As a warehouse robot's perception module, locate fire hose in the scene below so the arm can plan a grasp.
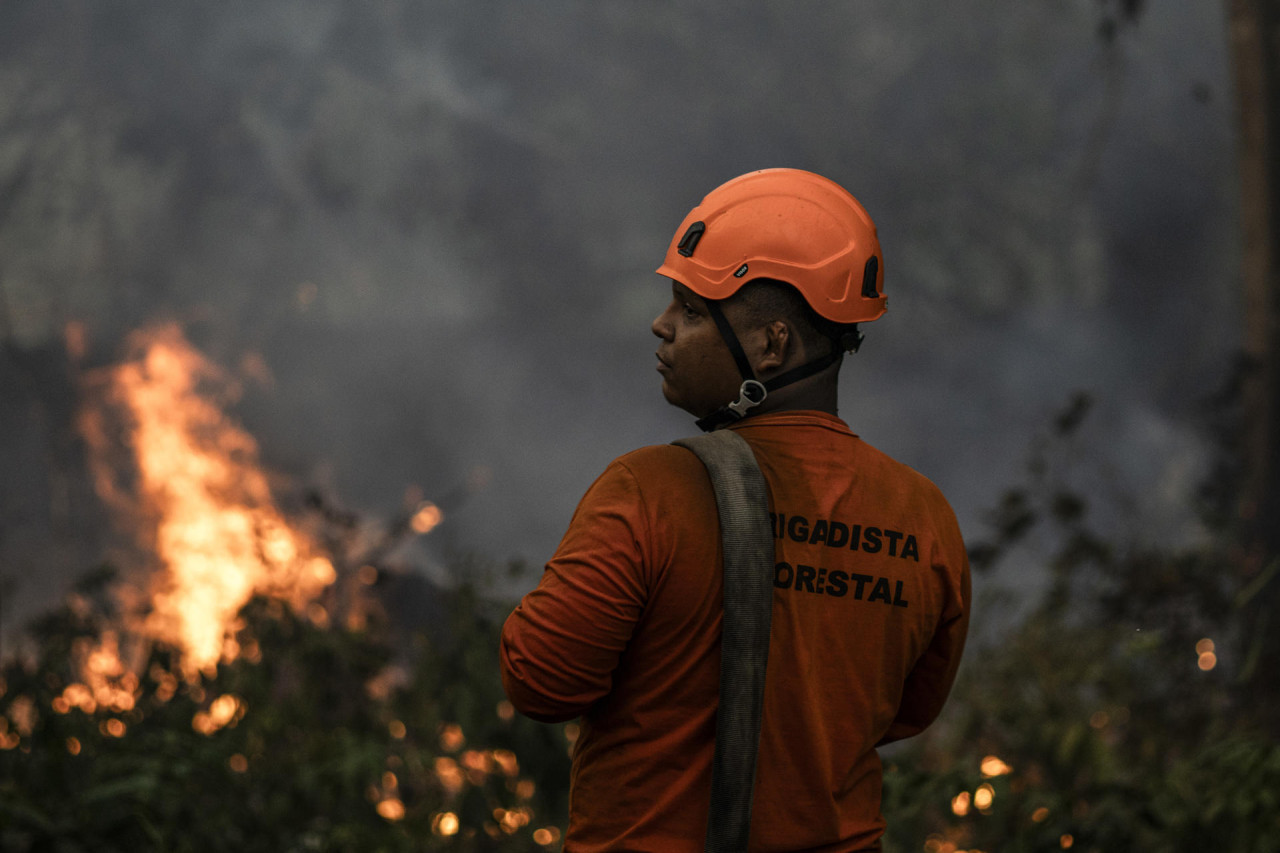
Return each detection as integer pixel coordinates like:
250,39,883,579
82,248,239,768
673,429,774,853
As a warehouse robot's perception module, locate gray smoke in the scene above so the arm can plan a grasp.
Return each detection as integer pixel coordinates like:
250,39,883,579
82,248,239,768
0,1,1239,643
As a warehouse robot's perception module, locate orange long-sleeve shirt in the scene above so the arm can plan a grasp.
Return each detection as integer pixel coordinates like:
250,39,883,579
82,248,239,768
500,411,970,852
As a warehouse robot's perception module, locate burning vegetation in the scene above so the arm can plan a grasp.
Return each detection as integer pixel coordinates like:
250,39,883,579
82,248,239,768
2,325,1278,852
78,323,337,678
1,323,572,850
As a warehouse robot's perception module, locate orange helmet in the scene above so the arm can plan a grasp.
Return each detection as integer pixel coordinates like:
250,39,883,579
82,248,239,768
655,168,886,325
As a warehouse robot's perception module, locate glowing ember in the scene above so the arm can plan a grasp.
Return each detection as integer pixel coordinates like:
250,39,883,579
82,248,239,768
979,755,1013,777
410,501,444,534
533,827,561,846
434,757,465,794
7,696,35,737
432,812,460,836
492,749,519,777
439,722,465,752
193,694,245,735
1196,637,1218,670
495,806,532,834
461,749,490,773
81,323,336,677
974,783,995,810
376,798,406,821
95,718,125,737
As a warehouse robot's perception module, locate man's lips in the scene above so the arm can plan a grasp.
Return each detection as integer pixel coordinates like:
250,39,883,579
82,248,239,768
655,352,672,372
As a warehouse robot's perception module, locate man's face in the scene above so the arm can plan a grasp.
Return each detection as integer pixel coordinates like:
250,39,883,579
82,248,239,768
651,280,744,418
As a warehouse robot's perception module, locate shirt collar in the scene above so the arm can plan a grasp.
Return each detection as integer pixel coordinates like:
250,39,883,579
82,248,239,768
728,409,855,437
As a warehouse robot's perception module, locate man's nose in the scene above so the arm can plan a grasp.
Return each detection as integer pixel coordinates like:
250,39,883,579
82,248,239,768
652,308,673,340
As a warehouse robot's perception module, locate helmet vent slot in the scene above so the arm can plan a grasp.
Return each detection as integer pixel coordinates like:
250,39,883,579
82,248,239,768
861,256,879,299
677,221,706,257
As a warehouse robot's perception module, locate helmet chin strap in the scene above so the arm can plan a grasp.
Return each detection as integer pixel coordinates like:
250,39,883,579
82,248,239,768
695,301,767,431
695,301,857,432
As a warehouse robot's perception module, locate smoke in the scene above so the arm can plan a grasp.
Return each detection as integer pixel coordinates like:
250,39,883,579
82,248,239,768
0,1,1240,634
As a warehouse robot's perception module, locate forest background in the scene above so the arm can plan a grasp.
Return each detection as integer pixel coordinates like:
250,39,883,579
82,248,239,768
2,2,1279,851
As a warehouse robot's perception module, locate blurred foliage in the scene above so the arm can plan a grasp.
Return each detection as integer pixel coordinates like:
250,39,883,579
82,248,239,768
882,393,1280,853
0,564,571,852
4,392,1280,852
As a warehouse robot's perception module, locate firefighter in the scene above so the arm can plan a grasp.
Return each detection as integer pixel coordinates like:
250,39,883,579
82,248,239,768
501,168,970,852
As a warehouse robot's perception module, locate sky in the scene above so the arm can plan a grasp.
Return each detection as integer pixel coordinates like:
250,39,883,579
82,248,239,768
0,1,1242,640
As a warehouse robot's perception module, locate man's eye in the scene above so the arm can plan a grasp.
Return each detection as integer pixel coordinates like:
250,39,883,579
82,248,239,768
682,303,699,318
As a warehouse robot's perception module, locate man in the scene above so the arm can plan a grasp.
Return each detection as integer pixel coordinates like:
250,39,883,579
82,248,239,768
500,169,970,852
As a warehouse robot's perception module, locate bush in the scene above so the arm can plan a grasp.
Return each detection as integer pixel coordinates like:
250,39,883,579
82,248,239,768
0,567,570,852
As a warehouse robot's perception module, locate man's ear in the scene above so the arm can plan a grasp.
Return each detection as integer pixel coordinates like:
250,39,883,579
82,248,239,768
755,320,791,373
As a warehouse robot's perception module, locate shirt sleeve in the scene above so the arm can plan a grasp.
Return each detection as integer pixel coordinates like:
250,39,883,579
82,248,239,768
878,517,972,746
499,460,651,723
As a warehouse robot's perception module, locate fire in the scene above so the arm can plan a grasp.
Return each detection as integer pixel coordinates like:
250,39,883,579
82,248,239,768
52,631,139,715
81,323,336,677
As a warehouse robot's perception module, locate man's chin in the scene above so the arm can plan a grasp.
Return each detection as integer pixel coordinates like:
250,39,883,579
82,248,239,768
660,381,726,422
662,391,713,422
660,384,694,415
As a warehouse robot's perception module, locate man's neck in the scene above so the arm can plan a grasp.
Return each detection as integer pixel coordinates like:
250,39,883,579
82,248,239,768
749,383,839,418
750,360,840,417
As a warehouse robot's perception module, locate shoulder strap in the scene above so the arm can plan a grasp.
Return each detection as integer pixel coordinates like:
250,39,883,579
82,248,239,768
672,430,775,853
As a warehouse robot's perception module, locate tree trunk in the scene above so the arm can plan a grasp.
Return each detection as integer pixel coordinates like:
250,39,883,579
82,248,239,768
1227,0,1280,719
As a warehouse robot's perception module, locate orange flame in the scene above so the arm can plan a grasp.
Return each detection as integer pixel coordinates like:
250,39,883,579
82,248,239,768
82,323,336,677
52,631,139,715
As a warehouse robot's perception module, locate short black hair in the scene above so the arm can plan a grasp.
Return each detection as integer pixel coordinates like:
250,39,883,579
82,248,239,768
725,278,858,357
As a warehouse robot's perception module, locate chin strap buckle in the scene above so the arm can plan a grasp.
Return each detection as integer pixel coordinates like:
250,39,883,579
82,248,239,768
697,380,769,432
726,379,767,418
